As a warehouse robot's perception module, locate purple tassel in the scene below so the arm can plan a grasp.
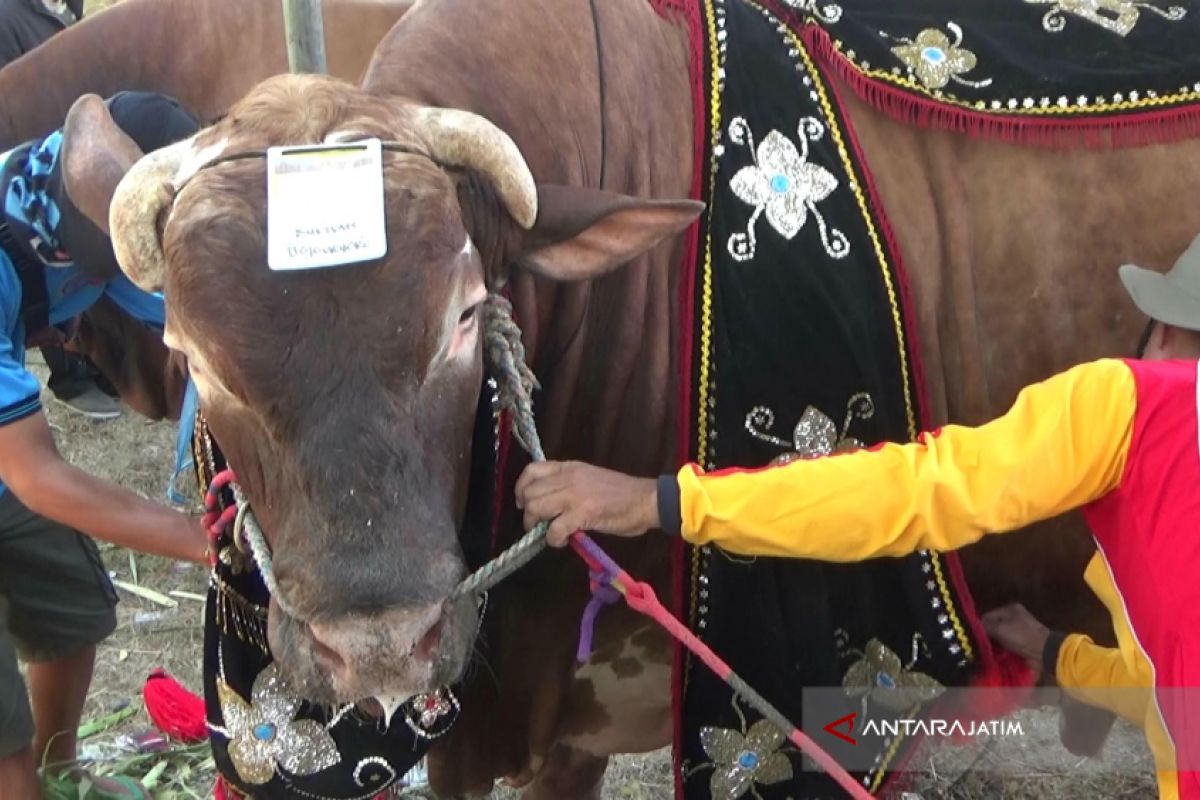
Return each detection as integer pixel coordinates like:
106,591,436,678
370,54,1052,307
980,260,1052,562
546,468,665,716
576,572,622,663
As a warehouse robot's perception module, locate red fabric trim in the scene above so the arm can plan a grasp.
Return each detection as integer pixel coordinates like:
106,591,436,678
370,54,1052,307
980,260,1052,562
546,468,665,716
491,411,513,553
214,779,245,800
671,537,687,800
801,25,1200,151
649,0,708,797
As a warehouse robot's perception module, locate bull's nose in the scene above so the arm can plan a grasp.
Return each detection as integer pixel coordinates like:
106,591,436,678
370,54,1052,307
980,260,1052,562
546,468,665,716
303,603,445,694
415,615,444,662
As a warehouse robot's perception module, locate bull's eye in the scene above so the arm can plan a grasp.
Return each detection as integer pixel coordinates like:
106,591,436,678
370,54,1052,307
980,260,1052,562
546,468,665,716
458,304,480,326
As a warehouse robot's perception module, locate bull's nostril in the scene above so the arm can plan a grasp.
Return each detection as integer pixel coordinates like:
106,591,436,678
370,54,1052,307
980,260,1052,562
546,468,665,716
415,617,444,662
307,623,349,676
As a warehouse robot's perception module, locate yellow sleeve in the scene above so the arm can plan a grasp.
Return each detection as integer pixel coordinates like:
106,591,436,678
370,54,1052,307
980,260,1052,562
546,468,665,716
678,359,1136,560
1057,634,1152,726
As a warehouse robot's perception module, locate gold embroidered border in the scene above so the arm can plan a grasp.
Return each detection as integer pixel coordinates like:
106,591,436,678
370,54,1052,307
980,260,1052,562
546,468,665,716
695,0,723,461
686,0,725,694
777,18,918,442
826,35,1200,117
929,552,973,661
780,13,976,670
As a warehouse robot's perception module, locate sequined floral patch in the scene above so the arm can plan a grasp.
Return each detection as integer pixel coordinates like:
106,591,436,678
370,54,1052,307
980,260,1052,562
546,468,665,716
403,688,459,739
726,116,849,262
888,24,993,90
1025,0,1185,36
843,638,946,713
215,665,340,785
696,697,795,800
745,393,874,465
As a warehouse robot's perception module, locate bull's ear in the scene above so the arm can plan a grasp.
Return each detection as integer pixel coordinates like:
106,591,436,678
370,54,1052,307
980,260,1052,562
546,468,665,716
60,94,145,237
518,184,703,282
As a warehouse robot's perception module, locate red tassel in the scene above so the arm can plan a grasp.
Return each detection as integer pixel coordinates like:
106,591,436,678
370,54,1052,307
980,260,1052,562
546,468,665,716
143,669,208,744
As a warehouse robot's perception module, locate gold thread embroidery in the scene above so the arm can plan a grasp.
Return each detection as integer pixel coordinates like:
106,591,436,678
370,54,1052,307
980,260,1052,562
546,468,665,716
217,664,340,784
690,695,797,800
887,24,994,91
843,638,946,713
696,0,723,464
870,733,906,792
781,22,920,441
1026,0,1186,37
829,37,1200,117
746,393,874,464
687,0,726,695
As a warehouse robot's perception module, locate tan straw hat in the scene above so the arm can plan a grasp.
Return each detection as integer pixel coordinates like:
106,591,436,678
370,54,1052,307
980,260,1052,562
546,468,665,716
1119,232,1200,332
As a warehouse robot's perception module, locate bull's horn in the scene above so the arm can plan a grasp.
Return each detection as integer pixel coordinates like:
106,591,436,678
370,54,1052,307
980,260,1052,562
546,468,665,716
108,139,193,292
413,108,537,230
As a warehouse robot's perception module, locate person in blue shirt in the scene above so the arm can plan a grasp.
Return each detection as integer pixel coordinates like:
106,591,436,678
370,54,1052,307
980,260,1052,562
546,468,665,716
0,92,207,800
0,0,123,420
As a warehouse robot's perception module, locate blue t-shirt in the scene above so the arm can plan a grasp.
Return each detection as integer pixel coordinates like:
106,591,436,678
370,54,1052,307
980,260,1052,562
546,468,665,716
0,129,166,494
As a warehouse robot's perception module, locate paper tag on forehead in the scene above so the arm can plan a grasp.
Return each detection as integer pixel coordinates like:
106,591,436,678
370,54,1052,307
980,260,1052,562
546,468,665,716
266,138,387,271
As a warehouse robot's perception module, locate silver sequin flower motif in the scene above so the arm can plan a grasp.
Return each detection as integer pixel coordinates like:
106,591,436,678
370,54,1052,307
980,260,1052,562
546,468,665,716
843,637,945,714
215,664,340,785
403,687,459,739
887,23,993,90
745,393,874,465
695,696,794,800
726,116,849,263
1025,0,1185,37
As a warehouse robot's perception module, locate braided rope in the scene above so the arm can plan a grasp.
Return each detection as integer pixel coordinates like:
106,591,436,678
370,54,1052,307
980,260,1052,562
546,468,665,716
230,483,302,619
448,295,552,600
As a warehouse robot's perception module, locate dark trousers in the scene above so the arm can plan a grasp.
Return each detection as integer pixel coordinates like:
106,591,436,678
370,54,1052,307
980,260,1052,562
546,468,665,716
41,345,116,400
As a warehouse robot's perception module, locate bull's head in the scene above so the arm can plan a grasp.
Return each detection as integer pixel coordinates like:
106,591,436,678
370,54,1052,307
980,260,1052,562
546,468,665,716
61,76,700,708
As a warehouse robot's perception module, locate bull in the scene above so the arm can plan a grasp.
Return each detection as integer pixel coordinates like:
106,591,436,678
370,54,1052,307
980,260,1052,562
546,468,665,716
56,0,1200,795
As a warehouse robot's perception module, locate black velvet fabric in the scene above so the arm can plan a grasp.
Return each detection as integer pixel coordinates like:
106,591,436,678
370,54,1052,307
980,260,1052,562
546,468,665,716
196,382,498,799
785,0,1200,117
676,2,985,797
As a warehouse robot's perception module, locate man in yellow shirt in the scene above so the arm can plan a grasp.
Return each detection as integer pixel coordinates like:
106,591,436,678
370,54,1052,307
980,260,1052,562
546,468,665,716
517,236,1200,798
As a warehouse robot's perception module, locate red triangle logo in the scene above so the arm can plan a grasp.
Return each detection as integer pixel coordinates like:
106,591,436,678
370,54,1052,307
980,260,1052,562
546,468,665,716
823,711,857,745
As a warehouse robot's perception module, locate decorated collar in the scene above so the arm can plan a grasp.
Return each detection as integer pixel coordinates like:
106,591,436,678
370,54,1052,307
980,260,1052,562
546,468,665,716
191,375,501,799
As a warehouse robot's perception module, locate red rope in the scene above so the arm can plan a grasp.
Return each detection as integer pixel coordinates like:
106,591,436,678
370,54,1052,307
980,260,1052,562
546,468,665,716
569,533,874,800
201,468,238,567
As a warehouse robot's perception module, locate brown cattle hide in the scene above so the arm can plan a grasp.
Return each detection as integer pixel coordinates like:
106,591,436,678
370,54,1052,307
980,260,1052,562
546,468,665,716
0,0,412,149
